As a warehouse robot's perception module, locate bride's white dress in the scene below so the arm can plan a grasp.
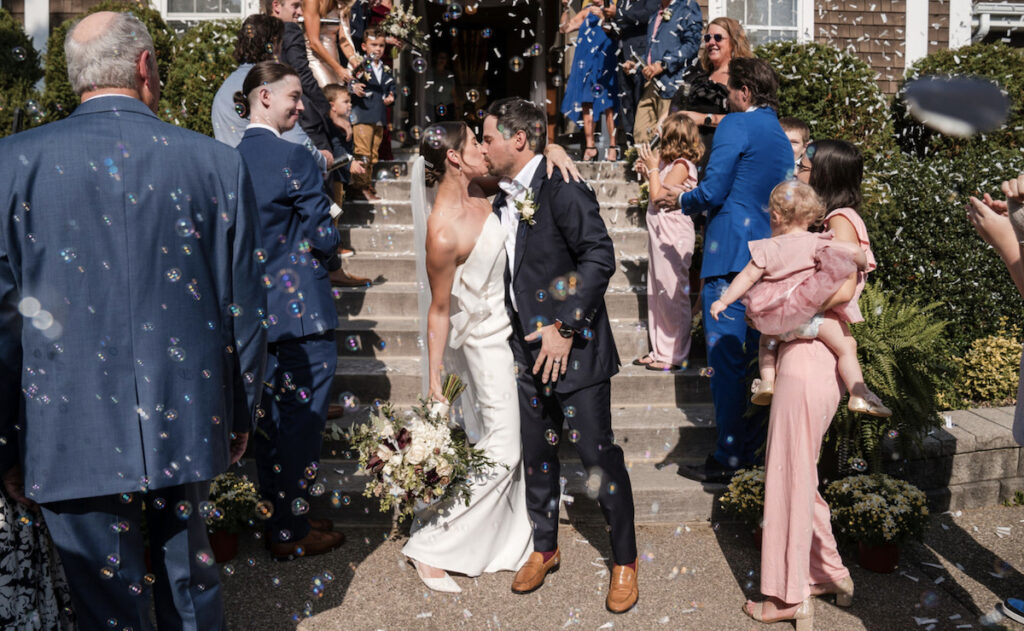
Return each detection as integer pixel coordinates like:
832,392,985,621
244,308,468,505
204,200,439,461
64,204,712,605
401,213,533,576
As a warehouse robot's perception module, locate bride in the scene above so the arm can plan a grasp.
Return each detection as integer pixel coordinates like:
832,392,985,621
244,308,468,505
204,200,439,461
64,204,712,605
403,121,579,592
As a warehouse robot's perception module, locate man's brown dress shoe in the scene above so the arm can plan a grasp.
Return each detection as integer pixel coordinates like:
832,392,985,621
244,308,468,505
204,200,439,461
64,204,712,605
269,528,344,560
327,404,344,420
511,549,560,594
308,518,336,533
606,564,639,613
330,269,371,287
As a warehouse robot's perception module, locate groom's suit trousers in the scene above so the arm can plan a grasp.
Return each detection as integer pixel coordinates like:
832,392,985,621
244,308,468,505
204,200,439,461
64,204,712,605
511,320,638,566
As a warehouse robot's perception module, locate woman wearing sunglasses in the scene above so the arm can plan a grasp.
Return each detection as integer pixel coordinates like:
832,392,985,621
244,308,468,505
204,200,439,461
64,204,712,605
667,17,754,172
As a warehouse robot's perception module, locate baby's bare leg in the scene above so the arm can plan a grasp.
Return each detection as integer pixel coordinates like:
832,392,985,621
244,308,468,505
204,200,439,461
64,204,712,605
816,316,868,397
758,335,778,384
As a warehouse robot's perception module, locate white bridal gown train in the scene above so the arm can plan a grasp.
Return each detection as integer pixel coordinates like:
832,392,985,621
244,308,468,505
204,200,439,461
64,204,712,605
402,212,533,579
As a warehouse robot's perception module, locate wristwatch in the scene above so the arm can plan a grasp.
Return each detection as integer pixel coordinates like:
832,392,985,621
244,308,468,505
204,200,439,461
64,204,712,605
552,319,576,339
704,114,714,126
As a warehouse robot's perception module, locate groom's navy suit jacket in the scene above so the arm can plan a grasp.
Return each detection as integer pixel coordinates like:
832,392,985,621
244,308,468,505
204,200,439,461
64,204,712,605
0,96,268,502
495,157,620,394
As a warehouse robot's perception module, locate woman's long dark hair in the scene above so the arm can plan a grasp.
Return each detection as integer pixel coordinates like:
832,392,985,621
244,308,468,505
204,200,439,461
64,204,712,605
232,61,298,119
419,122,469,187
807,139,863,211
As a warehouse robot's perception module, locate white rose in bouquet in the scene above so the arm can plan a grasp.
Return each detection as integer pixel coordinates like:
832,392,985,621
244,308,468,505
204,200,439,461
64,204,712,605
376,445,393,461
406,443,428,465
435,458,453,477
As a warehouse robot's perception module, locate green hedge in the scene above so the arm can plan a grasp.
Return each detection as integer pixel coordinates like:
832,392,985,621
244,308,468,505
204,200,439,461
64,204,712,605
0,8,44,137
160,19,239,136
864,143,1024,353
757,41,897,165
893,42,1024,158
42,0,175,123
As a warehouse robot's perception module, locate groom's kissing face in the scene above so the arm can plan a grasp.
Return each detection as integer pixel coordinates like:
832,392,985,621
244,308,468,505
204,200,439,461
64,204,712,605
481,115,512,178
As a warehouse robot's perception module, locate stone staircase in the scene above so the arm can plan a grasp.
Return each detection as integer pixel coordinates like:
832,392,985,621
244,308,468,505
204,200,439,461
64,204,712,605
318,159,726,525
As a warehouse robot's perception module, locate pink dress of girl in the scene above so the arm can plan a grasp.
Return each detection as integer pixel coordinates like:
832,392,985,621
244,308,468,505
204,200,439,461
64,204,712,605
742,231,859,337
645,158,697,366
759,207,874,605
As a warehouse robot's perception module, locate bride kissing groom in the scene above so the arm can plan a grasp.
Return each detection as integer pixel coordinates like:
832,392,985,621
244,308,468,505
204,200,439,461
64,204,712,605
406,97,638,613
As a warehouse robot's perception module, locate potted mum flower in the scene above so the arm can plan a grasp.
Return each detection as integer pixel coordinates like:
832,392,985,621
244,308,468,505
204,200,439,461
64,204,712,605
824,473,929,573
718,467,765,543
205,472,260,563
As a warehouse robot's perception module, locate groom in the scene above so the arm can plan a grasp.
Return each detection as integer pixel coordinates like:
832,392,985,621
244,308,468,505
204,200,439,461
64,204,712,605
481,98,639,613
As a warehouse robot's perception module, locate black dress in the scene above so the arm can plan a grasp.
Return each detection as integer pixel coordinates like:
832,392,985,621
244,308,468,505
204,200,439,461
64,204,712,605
669,67,730,176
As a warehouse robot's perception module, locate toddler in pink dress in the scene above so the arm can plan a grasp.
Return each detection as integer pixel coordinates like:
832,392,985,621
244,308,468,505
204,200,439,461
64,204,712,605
709,181,891,417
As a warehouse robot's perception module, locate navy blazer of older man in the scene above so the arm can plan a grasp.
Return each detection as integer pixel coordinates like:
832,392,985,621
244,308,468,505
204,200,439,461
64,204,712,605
644,0,703,99
0,96,268,503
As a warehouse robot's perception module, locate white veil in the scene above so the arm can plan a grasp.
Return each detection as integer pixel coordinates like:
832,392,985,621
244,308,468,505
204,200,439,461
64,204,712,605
410,156,433,395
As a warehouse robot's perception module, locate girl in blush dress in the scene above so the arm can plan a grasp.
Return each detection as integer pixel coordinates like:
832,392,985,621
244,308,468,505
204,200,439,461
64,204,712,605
709,181,892,417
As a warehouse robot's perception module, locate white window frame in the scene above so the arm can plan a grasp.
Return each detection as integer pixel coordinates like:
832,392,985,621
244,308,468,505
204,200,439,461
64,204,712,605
154,0,261,22
707,0,814,44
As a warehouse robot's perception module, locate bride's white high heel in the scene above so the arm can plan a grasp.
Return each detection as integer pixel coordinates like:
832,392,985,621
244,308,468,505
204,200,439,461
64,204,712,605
411,559,462,593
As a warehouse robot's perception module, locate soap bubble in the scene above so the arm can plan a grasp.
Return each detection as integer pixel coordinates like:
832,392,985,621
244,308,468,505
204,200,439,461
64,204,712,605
175,501,193,519
11,46,26,62
850,458,868,472
255,500,274,519
509,57,524,72
412,57,427,73
545,429,559,445
291,498,310,515
466,89,480,102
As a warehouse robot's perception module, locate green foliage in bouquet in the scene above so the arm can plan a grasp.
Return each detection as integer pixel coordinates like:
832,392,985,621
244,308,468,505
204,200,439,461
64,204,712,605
718,466,765,527
351,375,495,521
949,320,1022,407
756,41,896,166
42,0,175,124
893,42,1024,158
208,472,260,534
0,8,44,137
829,284,948,474
160,19,239,136
865,145,1024,354
825,474,928,546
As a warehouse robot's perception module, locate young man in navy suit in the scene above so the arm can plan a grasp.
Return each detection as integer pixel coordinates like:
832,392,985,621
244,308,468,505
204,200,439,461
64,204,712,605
235,61,345,560
349,29,395,201
0,12,267,629
655,58,793,482
481,98,639,613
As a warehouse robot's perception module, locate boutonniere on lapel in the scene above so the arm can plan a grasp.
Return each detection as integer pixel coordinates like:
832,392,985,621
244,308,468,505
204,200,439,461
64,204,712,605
661,7,673,21
515,190,537,226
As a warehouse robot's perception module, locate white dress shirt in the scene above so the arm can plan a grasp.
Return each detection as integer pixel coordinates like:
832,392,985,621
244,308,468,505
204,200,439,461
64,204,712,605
370,60,384,84
499,154,543,312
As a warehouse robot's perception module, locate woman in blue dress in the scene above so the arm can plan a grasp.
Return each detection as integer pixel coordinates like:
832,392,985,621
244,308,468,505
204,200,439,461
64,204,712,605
560,0,621,161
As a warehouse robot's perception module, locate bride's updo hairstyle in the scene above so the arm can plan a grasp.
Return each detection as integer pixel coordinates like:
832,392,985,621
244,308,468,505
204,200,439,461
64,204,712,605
232,61,298,119
420,122,469,187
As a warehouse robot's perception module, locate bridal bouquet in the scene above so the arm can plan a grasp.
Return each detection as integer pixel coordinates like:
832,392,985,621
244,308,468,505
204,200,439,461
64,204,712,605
377,1,427,52
352,374,494,521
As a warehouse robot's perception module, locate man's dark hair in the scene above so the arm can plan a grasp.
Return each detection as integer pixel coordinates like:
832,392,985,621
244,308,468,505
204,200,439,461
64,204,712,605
486,97,547,152
728,57,780,110
807,139,863,212
234,14,284,64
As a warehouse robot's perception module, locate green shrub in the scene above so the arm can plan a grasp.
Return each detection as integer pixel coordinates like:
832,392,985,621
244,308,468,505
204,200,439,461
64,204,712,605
0,8,44,137
159,19,239,136
893,42,1024,158
829,284,948,474
825,474,929,546
951,320,1022,406
756,41,896,166
864,144,1024,353
42,0,175,123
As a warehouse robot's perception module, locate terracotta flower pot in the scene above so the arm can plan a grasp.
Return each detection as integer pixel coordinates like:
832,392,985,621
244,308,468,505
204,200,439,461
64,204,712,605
857,541,899,573
208,530,239,564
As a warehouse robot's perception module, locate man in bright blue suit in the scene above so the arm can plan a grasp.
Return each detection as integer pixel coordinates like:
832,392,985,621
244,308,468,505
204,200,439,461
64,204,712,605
656,57,793,482
0,12,267,629
234,61,344,560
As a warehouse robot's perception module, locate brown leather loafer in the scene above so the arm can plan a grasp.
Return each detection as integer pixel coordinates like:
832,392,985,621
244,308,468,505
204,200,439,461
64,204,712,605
511,549,560,594
308,518,337,533
606,564,639,613
270,528,344,561
327,404,345,420
330,269,371,287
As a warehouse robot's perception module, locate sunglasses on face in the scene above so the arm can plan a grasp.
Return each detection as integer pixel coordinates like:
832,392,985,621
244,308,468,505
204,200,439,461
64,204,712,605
703,33,727,43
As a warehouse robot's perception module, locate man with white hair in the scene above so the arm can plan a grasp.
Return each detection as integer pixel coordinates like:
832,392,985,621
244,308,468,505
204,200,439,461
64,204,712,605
0,11,267,629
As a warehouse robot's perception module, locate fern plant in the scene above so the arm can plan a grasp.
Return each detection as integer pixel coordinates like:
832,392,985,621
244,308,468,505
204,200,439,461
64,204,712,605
829,283,949,474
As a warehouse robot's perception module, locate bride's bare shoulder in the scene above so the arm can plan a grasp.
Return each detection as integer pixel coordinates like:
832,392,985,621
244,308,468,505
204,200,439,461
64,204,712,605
426,209,458,252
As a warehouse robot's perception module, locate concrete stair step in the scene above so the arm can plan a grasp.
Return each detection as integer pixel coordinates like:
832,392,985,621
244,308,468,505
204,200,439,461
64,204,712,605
333,283,649,322
344,224,651,257
338,200,649,229
330,358,711,407
341,252,652,290
321,402,717,463
300,458,723,525
334,317,654,360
